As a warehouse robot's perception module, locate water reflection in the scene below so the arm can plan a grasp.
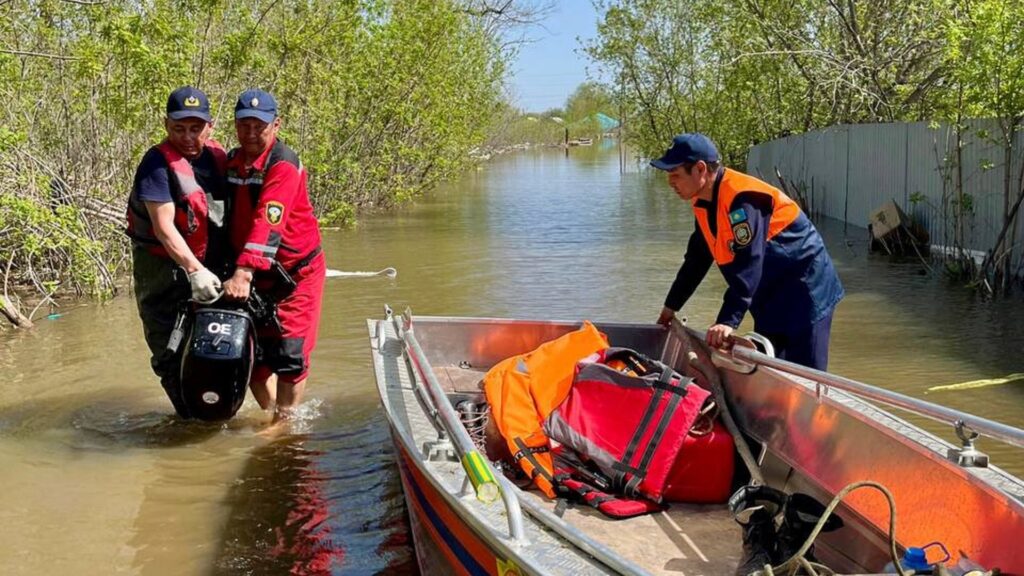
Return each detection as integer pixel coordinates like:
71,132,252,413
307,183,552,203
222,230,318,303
212,435,346,575
211,417,414,576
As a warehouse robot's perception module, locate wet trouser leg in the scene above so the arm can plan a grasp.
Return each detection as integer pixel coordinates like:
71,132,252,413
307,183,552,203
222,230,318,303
132,246,191,417
758,311,834,371
252,252,326,386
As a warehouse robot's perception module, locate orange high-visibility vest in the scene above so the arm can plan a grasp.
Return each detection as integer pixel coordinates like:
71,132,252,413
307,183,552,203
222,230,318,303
482,321,609,498
693,169,801,266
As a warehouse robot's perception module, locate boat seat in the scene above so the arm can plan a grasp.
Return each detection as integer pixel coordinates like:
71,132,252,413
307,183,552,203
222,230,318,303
435,365,486,394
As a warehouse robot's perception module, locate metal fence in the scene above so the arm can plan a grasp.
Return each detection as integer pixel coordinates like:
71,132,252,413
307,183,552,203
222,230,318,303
746,120,1024,268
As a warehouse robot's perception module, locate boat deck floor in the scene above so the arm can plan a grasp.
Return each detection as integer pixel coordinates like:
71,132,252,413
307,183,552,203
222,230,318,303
435,365,744,576
522,491,743,576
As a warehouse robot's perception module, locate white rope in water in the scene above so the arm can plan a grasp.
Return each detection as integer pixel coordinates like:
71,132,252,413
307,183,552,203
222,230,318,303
325,267,397,278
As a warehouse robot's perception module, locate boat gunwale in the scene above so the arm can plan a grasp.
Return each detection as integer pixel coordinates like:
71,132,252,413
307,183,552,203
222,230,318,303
367,318,639,576
367,319,555,576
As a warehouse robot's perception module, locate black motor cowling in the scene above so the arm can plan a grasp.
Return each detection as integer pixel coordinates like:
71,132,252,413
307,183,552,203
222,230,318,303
179,308,254,421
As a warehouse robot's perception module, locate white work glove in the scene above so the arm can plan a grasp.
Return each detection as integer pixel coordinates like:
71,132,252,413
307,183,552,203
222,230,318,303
187,267,222,304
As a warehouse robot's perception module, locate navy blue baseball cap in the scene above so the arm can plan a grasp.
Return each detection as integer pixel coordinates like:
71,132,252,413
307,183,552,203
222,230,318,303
234,89,278,123
650,133,719,170
166,86,212,122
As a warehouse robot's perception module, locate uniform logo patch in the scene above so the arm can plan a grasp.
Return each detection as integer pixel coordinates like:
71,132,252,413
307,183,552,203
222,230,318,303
266,201,285,226
733,222,752,247
729,208,748,225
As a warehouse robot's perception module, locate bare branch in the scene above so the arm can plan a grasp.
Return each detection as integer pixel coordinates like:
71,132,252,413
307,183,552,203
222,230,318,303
0,49,80,61
2,252,33,328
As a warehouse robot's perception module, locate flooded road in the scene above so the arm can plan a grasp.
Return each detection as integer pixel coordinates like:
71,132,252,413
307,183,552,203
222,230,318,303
1,143,1022,574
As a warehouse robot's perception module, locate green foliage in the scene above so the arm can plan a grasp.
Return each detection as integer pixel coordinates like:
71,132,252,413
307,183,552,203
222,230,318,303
0,0,513,302
954,192,975,216
565,81,614,123
585,0,954,163
0,195,107,297
943,0,1024,124
488,107,566,147
320,202,356,227
0,127,25,152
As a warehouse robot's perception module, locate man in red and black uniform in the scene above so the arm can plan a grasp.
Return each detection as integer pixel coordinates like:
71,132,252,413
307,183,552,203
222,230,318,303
222,89,325,423
127,86,230,417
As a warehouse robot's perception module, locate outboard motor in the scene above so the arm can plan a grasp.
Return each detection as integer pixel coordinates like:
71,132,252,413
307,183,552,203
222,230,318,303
179,307,255,421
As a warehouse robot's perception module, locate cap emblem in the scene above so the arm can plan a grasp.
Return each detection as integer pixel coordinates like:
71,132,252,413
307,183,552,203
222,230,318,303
184,96,200,107
250,97,260,107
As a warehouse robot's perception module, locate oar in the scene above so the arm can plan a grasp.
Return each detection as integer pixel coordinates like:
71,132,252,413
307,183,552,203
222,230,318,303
927,372,1024,392
325,267,397,279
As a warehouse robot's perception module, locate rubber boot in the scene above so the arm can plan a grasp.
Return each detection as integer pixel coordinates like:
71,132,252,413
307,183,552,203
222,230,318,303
728,485,788,576
160,375,192,419
775,492,844,565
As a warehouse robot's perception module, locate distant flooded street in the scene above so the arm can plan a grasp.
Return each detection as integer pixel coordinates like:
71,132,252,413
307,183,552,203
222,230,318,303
1,143,1021,574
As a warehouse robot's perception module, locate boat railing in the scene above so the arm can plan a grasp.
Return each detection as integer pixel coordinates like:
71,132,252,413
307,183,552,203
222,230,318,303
389,307,527,543
393,308,654,574
676,322,1024,453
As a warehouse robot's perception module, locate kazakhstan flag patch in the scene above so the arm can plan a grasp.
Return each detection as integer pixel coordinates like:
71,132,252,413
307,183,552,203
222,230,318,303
729,208,748,224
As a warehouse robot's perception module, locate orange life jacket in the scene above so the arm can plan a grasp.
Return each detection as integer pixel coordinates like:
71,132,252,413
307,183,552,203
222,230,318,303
482,321,609,498
693,168,801,265
126,140,227,261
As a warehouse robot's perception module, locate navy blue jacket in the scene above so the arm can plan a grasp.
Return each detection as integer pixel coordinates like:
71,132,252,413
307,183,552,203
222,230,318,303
665,172,844,334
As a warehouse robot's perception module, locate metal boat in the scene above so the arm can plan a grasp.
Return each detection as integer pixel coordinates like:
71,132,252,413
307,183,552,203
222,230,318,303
367,308,1024,575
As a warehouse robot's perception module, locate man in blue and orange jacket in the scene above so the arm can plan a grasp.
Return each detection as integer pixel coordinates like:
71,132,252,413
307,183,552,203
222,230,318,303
222,89,326,423
651,134,844,370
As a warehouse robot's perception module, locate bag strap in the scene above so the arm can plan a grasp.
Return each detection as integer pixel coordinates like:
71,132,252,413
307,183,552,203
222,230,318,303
613,364,692,496
613,366,673,487
557,475,661,519
628,374,689,496
513,437,555,486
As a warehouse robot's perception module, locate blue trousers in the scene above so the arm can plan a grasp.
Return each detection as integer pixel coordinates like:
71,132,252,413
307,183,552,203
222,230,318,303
757,312,834,371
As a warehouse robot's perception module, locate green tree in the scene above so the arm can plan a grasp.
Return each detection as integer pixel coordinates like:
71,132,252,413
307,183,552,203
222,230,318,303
564,81,615,138
1,0,521,321
565,81,613,122
943,0,1024,289
584,0,953,163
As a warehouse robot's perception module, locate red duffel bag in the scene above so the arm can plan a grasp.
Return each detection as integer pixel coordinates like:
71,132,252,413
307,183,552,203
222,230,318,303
543,348,712,503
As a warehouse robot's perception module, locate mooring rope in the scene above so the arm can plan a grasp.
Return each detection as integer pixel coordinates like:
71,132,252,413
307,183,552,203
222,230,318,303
759,480,908,576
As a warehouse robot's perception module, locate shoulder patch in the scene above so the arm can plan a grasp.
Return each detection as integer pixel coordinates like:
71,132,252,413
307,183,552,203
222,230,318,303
266,201,285,226
729,208,748,225
732,222,753,247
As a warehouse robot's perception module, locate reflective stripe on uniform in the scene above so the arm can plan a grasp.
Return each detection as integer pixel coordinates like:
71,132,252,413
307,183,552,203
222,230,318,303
244,242,278,257
227,176,264,186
